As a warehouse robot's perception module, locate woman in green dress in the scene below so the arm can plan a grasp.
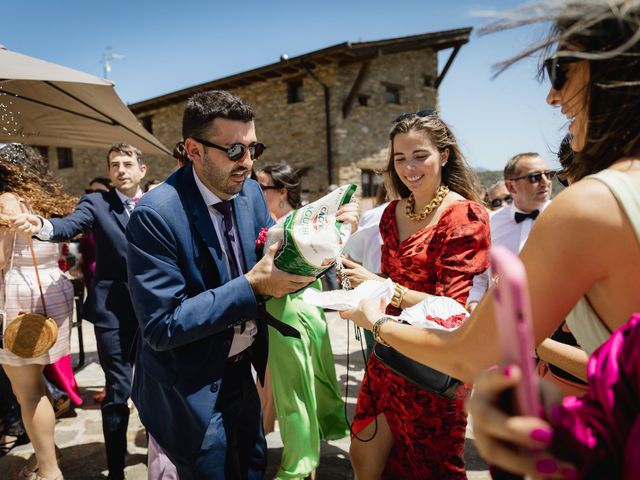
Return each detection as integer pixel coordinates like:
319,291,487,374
257,164,349,479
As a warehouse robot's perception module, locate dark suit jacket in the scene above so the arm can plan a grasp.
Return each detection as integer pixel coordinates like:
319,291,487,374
126,163,275,459
49,189,137,329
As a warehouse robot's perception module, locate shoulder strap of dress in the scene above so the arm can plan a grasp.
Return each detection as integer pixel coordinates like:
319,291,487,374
585,169,640,243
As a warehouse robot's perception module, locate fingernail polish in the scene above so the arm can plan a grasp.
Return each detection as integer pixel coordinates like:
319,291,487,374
536,459,558,474
561,467,579,479
530,427,553,443
503,366,512,377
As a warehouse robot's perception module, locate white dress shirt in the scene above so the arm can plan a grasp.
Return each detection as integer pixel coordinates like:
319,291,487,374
192,169,256,357
342,202,388,273
467,200,551,305
37,188,142,240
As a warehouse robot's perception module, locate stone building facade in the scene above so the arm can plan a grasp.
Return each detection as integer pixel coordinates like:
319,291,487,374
50,29,471,203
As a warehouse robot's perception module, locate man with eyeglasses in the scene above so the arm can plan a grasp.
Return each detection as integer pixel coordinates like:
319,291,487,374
467,152,553,312
124,90,358,479
486,179,512,211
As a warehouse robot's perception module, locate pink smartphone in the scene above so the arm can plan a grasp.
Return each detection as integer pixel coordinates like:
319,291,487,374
490,245,541,418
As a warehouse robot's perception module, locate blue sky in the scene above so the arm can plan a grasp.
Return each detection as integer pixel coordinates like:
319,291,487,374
4,0,568,171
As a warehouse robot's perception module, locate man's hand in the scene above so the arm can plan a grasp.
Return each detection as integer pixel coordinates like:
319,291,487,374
336,202,360,234
12,214,43,236
245,243,316,298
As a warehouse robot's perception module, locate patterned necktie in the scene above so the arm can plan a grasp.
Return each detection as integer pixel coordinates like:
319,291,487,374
213,201,241,278
124,198,135,214
514,209,540,224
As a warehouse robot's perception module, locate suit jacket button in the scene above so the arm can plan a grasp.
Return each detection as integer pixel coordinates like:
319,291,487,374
223,340,231,347
210,383,218,393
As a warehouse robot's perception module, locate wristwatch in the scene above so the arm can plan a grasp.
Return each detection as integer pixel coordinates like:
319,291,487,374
373,316,395,347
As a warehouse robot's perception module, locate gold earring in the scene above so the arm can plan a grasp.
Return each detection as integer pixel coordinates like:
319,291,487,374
279,200,285,208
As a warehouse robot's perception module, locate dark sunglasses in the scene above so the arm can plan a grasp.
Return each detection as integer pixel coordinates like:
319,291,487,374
393,109,435,124
509,170,557,184
543,56,581,91
191,137,266,161
259,184,280,192
489,195,513,209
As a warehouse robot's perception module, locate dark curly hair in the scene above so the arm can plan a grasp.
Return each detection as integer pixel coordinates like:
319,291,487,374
0,144,77,226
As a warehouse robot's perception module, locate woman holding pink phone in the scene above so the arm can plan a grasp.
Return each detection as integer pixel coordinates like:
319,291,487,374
340,1,640,477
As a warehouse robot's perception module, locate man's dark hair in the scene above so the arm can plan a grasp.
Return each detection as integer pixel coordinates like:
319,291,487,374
182,90,255,140
106,143,144,166
89,177,112,189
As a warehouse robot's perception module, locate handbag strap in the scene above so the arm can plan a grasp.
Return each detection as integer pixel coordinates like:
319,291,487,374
27,237,49,318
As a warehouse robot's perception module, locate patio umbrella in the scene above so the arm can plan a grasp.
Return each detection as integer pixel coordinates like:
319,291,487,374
0,45,171,156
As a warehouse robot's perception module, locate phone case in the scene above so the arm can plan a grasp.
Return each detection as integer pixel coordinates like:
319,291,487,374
490,245,541,418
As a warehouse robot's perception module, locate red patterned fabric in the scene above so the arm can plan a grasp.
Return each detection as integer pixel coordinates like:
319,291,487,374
353,200,490,479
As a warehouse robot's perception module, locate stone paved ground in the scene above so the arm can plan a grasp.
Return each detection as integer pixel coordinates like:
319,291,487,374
0,313,489,479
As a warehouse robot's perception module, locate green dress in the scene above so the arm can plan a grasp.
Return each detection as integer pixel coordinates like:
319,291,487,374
266,279,349,479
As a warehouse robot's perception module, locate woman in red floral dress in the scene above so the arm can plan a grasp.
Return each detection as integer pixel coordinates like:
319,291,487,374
341,111,490,479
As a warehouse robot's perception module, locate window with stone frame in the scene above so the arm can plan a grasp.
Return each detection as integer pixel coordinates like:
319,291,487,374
141,115,153,134
357,93,371,107
384,85,401,105
287,78,304,104
361,169,384,198
57,147,73,169
423,74,435,88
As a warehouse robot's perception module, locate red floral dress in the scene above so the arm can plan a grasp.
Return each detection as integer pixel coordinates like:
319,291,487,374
352,200,490,479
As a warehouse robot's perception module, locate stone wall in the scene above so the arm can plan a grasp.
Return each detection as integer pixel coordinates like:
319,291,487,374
54,47,439,202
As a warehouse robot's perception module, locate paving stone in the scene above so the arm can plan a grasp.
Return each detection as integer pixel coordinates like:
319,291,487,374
0,315,490,479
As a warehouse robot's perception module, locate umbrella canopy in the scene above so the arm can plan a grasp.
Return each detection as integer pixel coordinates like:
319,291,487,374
0,45,171,156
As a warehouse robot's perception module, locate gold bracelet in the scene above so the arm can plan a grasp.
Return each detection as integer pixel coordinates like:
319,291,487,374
373,316,394,346
390,283,408,309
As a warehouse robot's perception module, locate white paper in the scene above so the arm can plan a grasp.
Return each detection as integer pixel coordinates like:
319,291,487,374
397,295,468,331
301,278,394,311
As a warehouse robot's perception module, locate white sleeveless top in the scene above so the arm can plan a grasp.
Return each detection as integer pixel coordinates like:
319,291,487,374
565,169,640,355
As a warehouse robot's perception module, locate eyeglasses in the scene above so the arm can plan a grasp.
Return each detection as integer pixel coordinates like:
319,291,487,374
259,184,280,192
191,137,267,162
393,109,435,124
489,195,513,209
509,170,557,184
543,56,581,91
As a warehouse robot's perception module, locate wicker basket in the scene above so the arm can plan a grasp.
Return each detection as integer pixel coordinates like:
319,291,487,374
4,313,58,358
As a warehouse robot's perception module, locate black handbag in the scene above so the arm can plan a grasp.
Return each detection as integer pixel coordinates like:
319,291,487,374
373,342,463,398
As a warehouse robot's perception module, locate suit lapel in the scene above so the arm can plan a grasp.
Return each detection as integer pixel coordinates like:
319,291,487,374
179,164,230,284
232,195,257,271
107,190,129,231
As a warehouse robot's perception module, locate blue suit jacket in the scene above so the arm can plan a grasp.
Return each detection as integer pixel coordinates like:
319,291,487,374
126,163,275,459
49,189,136,329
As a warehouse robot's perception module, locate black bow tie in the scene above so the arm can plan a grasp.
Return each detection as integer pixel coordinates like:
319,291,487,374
515,210,540,223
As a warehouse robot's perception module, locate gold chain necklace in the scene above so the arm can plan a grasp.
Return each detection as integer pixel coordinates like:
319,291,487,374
405,185,449,221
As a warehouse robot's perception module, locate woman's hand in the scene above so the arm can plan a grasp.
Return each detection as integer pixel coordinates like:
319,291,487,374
339,257,384,288
336,202,360,234
466,365,577,479
339,297,387,332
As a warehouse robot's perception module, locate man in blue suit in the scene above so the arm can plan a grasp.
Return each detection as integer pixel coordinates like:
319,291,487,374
14,143,147,480
125,90,328,479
